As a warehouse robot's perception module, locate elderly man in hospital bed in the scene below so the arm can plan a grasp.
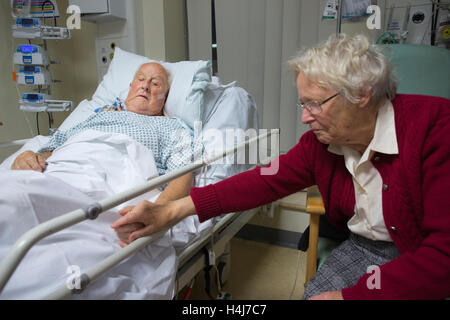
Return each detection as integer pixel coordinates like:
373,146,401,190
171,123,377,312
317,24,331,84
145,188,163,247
10,62,195,205
0,62,200,299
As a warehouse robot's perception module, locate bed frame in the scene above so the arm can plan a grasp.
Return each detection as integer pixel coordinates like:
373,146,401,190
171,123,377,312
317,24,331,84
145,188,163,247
0,129,279,299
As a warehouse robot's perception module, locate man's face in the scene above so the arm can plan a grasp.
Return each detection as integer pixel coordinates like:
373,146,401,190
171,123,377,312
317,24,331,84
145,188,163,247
298,72,357,146
125,63,169,116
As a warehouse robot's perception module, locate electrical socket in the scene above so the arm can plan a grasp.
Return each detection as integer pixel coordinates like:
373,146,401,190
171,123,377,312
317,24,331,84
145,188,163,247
95,36,128,82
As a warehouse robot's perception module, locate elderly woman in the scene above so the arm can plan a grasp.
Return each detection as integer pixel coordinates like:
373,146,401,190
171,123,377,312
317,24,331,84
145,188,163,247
112,34,450,300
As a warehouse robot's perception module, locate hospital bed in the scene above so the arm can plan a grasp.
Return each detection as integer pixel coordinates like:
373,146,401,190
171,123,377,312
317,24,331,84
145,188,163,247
0,48,278,299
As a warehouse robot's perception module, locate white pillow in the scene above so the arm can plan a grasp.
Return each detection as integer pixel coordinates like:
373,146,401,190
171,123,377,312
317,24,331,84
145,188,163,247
58,99,97,131
195,86,259,186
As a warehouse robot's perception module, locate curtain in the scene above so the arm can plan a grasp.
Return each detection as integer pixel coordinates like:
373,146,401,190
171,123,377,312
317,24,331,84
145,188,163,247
187,0,337,152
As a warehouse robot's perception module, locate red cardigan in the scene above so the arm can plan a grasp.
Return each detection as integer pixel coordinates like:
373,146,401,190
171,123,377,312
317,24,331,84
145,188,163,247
190,94,450,300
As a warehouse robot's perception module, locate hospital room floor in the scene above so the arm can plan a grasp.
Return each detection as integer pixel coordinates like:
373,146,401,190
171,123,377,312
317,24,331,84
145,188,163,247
178,238,307,300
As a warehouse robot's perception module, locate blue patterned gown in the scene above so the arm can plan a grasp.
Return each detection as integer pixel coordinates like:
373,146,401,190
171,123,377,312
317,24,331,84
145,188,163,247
39,109,200,176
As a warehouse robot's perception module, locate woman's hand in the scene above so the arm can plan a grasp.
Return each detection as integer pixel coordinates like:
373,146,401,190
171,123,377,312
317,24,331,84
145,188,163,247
111,196,196,245
11,150,49,172
308,290,343,300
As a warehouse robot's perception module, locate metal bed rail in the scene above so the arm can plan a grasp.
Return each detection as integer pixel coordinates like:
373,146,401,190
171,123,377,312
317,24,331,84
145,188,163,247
0,129,279,299
0,139,30,148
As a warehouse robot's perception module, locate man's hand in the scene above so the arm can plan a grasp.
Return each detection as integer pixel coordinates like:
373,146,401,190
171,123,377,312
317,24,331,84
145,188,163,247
11,150,50,172
113,207,145,247
308,290,343,300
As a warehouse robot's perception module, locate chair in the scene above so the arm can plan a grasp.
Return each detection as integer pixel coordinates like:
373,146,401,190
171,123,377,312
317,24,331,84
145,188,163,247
302,186,326,285
276,186,347,287
381,44,450,99
299,187,347,286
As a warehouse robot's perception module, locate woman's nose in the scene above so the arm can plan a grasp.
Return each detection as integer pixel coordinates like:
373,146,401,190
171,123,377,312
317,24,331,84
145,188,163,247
301,108,315,124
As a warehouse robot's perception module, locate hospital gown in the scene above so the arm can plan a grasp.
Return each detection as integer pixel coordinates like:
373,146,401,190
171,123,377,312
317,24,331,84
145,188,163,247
39,110,201,176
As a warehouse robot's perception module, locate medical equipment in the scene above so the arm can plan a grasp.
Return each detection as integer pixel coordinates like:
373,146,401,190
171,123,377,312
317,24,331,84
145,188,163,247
21,92,49,104
435,2,450,48
11,0,31,18
11,0,73,134
384,1,433,45
12,0,59,19
19,93,73,112
16,65,51,85
13,44,50,66
12,18,71,40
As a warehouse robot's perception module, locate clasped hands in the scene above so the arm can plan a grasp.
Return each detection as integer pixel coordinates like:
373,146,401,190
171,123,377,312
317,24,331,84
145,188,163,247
111,199,187,247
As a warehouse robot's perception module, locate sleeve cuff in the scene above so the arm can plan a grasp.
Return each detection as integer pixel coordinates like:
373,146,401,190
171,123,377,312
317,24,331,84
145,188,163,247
190,184,223,223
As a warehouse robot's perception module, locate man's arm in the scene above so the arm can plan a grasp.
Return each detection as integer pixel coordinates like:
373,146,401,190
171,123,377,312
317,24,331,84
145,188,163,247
11,150,53,172
155,172,194,204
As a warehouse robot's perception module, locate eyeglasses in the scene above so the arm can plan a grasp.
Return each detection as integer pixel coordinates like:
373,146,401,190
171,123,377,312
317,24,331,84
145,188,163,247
297,92,339,115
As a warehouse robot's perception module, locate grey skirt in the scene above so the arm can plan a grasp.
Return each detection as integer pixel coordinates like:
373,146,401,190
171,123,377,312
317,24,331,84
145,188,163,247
303,233,400,299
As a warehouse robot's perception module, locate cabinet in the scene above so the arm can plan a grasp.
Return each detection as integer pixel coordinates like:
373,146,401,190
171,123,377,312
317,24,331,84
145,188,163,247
68,0,126,22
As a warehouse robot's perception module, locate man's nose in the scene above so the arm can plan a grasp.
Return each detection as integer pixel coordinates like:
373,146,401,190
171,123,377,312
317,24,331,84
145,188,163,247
301,108,315,124
141,80,150,92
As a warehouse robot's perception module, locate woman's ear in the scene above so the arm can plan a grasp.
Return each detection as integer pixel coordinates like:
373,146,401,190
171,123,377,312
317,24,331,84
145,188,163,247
358,89,372,109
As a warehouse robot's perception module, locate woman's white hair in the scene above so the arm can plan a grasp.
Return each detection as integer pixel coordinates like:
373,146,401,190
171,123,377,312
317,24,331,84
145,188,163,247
288,34,397,106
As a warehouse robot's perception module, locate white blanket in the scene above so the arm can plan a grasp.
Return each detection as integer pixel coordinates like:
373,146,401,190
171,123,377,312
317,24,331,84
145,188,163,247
0,130,202,299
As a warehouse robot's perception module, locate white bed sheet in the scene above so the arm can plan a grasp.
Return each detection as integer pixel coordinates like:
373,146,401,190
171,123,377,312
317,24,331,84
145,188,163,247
0,130,208,299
